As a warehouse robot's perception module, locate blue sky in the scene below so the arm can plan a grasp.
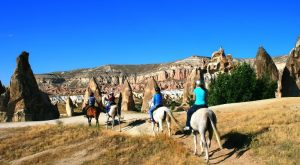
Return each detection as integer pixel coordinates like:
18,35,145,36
0,0,299,86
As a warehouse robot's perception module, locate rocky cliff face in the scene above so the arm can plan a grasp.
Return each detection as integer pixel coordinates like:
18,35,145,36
5,52,59,122
281,38,300,97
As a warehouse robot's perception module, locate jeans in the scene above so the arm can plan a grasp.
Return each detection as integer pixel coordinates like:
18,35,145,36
186,104,208,127
148,104,162,121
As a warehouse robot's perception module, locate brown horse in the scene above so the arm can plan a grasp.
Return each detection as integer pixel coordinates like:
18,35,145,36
86,106,104,127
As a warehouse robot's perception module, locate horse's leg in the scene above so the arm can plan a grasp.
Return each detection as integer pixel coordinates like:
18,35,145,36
159,119,163,133
111,116,115,129
118,113,121,132
193,131,198,155
200,135,204,155
207,125,213,148
199,129,209,162
96,115,99,127
106,116,109,129
152,122,156,136
166,116,171,136
88,117,91,127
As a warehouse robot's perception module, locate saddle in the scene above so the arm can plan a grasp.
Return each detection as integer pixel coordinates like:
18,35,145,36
87,106,97,117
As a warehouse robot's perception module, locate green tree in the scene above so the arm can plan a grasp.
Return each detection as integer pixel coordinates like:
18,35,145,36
208,63,277,106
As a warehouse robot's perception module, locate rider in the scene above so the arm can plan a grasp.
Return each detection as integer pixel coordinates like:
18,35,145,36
105,91,116,113
183,80,208,131
83,92,96,116
148,86,163,123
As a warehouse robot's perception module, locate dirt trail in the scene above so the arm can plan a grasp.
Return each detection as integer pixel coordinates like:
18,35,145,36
2,97,300,164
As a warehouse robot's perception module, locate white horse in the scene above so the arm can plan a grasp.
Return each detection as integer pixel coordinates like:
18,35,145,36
149,101,182,136
190,108,222,163
102,95,121,132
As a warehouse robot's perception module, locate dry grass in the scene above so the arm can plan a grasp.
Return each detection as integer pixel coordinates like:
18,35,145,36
0,124,200,165
215,101,300,165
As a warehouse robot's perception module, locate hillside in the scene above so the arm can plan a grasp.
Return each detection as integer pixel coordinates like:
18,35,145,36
35,55,288,95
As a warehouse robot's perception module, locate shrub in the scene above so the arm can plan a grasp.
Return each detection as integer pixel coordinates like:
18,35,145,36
208,63,277,106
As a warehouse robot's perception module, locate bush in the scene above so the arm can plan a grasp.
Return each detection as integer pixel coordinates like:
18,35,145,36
208,63,277,106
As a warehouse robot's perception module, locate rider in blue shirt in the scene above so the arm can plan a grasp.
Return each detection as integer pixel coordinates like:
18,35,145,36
83,92,96,116
184,80,208,131
148,86,163,123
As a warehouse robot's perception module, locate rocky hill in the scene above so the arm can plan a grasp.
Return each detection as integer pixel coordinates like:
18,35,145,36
35,54,288,96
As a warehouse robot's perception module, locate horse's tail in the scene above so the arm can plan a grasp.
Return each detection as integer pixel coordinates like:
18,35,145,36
207,114,223,150
163,108,184,130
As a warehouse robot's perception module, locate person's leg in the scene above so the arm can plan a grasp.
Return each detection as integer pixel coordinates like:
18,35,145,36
185,105,199,128
148,105,157,122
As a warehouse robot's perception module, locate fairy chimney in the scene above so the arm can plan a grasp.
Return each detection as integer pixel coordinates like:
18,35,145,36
121,80,135,111
66,96,74,117
182,68,201,105
141,77,159,112
83,77,102,108
6,51,59,122
254,47,279,81
281,37,300,96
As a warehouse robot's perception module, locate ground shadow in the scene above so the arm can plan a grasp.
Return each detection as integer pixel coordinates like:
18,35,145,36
122,119,146,131
105,119,126,126
211,127,269,164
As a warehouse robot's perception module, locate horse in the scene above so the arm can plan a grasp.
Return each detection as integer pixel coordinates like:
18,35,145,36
149,101,183,136
190,108,222,163
86,106,103,127
102,95,122,132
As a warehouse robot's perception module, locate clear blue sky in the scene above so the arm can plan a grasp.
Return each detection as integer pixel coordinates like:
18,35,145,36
1,0,299,86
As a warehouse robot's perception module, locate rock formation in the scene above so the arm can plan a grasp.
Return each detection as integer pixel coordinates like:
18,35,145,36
0,81,5,95
141,77,159,112
66,96,75,116
182,68,201,104
35,56,210,95
82,77,102,108
281,37,300,96
207,47,235,74
254,47,279,81
5,51,59,122
121,80,135,111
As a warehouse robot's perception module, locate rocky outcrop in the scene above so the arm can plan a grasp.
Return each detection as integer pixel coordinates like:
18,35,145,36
141,78,159,112
281,38,300,96
0,81,5,95
5,52,59,122
82,77,102,108
66,96,75,116
182,68,201,104
254,47,279,81
207,47,235,74
121,80,135,111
